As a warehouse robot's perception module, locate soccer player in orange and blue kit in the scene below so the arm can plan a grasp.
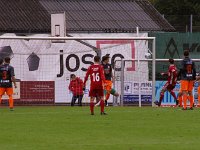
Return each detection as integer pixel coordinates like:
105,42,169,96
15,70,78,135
101,54,119,106
180,50,196,110
84,56,106,115
155,59,178,106
0,57,17,111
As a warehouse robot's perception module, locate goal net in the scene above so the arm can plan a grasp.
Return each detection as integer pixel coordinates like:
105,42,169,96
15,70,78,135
0,33,156,106
114,58,200,107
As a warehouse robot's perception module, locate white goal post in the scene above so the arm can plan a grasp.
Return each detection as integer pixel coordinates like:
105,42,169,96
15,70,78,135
117,58,200,107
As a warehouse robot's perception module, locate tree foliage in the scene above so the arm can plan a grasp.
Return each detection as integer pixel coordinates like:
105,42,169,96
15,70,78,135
149,0,200,31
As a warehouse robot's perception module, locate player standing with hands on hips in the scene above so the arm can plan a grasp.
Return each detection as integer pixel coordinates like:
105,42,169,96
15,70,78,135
83,56,106,115
180,50,196,110
0,57,17,111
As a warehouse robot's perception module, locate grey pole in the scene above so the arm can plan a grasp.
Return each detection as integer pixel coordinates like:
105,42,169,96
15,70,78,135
113,62,116,106
152,38,156,107
190,14,193,33
120,59,125,106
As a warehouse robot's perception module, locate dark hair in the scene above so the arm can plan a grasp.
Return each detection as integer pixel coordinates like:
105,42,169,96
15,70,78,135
4,57,11,63
70,74,76,79
0,59,3,65
184,50,189,57
169,58,174,64
94,56,100,62
102,54,110,62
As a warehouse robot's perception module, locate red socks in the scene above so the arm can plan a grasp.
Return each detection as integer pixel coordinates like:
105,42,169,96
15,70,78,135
170,91,177,100
159,93,164,104
90,100,105,114
100,100,104,113
90,101,94,114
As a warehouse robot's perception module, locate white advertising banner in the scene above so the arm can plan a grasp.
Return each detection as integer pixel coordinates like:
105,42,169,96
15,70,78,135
0,33,148,103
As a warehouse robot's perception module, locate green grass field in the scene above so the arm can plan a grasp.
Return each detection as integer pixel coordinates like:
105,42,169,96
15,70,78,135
0,106,200,150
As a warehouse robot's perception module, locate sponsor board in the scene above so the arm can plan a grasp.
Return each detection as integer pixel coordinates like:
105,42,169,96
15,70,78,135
20,81,55,104
155,81,198,105
123,81,152,104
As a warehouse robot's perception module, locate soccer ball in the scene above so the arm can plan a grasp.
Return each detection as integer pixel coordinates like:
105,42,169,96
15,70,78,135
145,52,151,59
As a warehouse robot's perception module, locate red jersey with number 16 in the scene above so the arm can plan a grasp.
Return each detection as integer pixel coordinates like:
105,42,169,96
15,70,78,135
84,64,105,89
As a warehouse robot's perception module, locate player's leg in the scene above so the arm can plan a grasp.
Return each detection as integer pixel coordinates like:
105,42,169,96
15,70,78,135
188,81,194,109
181,80,188,110
169,90,178,105
188,91,194,109
178,81,183,107
95,96,100,106
198,86,200,106
168,85,178,106
158,90,165,106
89,89,96,115
90,97,95,115
104,80,112,106
110,88,119,106
6,88,14,110
78,95,83,106
177,91,183,107
71,95,77,106
98,89,106,115
96,96,104,113
0,88,5,104
156,83,167,106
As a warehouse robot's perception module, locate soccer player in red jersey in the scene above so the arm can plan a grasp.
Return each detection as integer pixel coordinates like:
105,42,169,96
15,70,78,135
155,59,178,106
84,56,106,115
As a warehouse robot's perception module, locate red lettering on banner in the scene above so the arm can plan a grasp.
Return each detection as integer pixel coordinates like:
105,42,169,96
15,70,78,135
96,40,135,71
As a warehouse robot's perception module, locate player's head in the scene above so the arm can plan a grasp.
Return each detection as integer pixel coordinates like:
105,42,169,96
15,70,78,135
102,54,110,64
70,74,76,80
4,57,11,64
169,58,174,64
184,50,189,57
94,55,101,63
0,58,3,65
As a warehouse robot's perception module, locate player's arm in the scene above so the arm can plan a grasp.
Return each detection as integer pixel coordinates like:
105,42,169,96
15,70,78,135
11,76,17,88
160,72,168,76
192,61,196,80
180,60,185,72
83,67,90,87
68,81,73,91
195,76,200,81
10,67,17,88
171,70,177,86
79,78,85,91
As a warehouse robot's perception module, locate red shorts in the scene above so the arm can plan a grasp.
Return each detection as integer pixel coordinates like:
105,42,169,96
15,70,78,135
89,89,104,97
162,82,175,92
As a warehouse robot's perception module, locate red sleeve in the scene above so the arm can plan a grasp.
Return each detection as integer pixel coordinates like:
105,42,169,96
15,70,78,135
84,66,90,86
100,65,105,83
168,67,177,84
79,78,84,88
69,81,73,91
